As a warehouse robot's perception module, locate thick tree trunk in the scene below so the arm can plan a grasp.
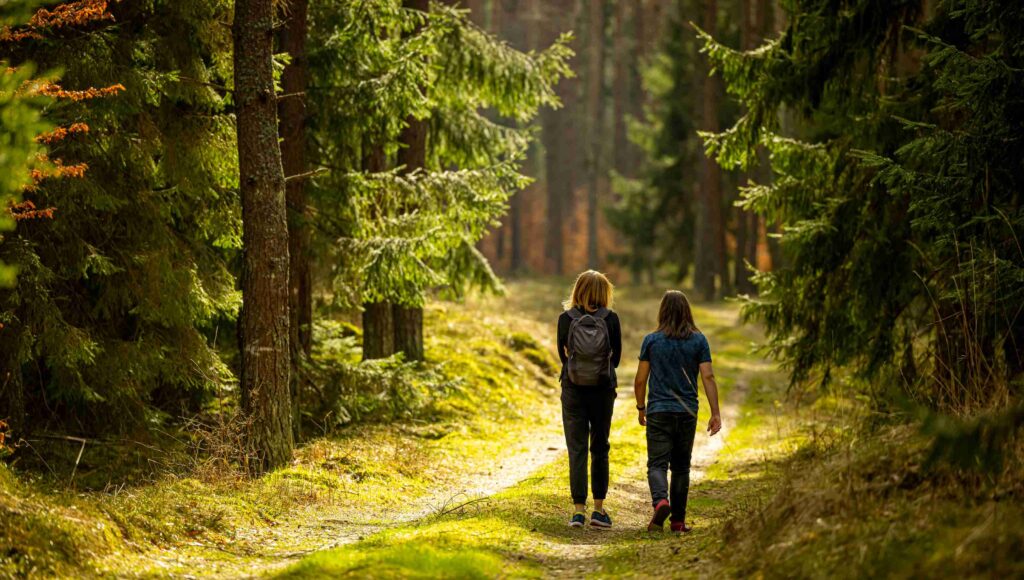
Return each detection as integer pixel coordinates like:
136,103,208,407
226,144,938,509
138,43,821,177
392,0,429,363
695,0,724,300
278,0,309,442
392,305,425,362
362,302,395,360
733,0,758,296
234,0,293,473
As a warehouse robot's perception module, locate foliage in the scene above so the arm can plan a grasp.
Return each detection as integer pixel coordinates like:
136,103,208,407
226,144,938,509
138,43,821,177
0,0,239,434
307,0,572,308
702,0,1024,412
0,63,50,287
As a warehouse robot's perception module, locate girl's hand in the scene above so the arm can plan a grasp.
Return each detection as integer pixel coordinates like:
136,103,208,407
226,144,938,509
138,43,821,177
707,414,722,436
638,410,646,427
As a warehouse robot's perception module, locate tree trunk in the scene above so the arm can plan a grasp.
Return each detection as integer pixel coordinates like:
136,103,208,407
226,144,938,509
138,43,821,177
362,301,395,360
360,140,395,361
694,0,721,300
278,0,309,442
392,305,425,362
393,0,429,363
584,0,610,270
234,0,293,473
733,0,758,295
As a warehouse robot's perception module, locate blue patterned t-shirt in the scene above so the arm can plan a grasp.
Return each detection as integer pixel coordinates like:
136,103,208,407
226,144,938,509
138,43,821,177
639,331,712,415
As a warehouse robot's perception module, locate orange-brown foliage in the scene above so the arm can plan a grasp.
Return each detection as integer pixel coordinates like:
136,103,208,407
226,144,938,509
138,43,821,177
0,0,113,43
35,122,90,145
35,82,125,101
8,199,56,221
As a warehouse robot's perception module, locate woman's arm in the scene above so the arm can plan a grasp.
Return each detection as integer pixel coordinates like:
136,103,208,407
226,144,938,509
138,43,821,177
634,360,650,426
557,313,569,365
608,313,622,368
699,361,722,435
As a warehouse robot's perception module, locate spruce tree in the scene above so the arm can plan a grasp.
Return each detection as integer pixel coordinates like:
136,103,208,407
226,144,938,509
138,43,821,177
0,0,240,435
701,0,1024,409
307,0,571,363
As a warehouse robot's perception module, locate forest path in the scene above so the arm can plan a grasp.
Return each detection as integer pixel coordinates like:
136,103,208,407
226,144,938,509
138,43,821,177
276,283,777,579
538,382,744,577
100,282,774,578
112,399,572,578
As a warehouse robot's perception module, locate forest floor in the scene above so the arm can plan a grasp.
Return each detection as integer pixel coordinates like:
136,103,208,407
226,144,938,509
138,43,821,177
4,279,1019,578
267,281,797,579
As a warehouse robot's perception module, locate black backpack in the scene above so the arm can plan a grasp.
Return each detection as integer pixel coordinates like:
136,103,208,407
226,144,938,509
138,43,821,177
566,308,612,386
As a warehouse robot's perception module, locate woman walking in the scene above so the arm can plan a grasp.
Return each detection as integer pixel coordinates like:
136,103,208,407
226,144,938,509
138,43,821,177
557,270,621,528
634,290,722,533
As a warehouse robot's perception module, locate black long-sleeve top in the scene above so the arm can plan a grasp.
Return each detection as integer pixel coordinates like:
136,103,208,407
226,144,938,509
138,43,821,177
557,307,622,388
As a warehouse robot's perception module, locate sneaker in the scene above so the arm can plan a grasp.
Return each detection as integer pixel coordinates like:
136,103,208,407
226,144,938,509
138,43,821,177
670,519,692,534
568,512,586,528
647,499,671,531
590,510,612,528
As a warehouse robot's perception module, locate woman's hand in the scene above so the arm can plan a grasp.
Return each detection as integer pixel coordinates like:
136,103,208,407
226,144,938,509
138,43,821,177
707,414,722,436
637,409,646,427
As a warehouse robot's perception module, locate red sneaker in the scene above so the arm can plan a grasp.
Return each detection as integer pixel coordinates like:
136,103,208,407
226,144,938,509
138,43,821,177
670,519,691,534
647,499,671,531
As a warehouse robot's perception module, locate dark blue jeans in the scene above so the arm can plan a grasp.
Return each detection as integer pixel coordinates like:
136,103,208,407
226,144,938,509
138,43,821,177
646,412,697,521
561,385,616,505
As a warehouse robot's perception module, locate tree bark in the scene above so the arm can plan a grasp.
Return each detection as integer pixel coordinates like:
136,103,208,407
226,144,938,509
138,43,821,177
360,141,395,361
584,0,610,270
362,301,395,360
694,0,721,300
734,0,758,295
278,0,309,442
234,0,293,473
392,0,429,363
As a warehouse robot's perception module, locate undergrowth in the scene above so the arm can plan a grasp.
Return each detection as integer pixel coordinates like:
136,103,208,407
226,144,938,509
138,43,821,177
715,416,1024,579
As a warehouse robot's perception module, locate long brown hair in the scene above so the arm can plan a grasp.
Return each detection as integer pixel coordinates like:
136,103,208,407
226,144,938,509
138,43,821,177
657,290,699,339
564,270,614,312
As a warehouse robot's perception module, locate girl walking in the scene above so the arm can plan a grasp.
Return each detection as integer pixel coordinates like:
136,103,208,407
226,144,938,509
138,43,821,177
557,270,621,528
634,290,722,533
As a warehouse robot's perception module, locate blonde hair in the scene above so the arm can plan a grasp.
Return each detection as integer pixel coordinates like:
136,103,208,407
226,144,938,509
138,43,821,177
564,270,614,312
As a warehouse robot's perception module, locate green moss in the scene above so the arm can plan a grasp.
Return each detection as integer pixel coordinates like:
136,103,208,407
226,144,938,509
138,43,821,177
280,542,521,579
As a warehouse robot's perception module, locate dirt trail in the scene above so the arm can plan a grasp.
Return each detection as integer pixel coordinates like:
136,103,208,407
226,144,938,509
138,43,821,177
540,384,744,577
119,427,570,578
109,289,753,578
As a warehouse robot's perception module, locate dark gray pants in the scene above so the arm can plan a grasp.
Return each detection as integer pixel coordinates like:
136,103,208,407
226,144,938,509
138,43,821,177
561,385,616,505
646,412,697,521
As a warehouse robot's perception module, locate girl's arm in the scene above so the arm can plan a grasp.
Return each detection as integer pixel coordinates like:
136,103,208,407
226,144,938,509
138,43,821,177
634,360,651,426
699,362,722,435
557,313,569,365
609,313,622,368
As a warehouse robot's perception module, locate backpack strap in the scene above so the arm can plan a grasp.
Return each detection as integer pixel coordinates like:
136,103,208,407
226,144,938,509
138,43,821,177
567,307,609,319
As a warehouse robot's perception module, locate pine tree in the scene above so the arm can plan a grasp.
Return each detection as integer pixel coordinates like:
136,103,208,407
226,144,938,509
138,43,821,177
0,0,240,435
234,0,293,471
306,0,571,362
701,0,1024,410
